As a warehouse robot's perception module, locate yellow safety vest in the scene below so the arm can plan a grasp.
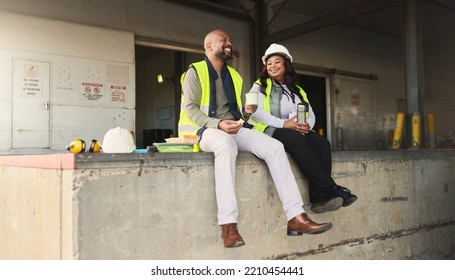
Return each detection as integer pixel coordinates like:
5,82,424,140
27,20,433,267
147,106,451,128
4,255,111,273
178,60,244,136
253,78,310,132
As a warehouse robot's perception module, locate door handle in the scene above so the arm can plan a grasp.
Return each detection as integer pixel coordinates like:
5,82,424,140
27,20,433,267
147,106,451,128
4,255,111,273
45,102,50,110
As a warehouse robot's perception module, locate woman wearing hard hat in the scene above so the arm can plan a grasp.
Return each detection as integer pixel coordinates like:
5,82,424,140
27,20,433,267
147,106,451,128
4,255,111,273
248,43,357,214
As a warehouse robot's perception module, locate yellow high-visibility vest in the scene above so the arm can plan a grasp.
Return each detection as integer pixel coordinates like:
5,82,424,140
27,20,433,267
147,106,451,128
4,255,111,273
178,60,244,136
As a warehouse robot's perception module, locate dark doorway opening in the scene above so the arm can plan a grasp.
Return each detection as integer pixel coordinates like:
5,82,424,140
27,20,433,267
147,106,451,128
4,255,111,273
296,74,327,137
135,45,181,147
134,44,203,147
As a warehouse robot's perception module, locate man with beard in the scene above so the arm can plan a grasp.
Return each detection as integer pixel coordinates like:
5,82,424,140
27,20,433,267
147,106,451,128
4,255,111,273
178,29,332,248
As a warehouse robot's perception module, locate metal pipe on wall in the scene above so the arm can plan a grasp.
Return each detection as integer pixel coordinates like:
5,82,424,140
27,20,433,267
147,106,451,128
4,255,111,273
411,112,421,149
403,0,426,149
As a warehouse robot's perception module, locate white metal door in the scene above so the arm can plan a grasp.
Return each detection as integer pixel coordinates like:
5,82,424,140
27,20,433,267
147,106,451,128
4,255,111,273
12,59,50,149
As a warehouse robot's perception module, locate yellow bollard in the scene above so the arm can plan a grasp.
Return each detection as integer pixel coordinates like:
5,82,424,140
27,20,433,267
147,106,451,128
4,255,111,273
391,112,405,149
410,112,421,149
427,113,436,149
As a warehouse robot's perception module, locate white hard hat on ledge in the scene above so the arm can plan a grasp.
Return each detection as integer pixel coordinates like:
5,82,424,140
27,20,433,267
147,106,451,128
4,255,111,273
102,127,136,153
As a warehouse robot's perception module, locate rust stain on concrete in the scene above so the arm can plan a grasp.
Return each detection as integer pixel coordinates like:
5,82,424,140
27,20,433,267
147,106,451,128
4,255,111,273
268,220,455,260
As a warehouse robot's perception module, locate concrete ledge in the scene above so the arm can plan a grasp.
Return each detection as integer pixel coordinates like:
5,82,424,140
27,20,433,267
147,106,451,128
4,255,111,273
1,150,455,259
0,153,75,169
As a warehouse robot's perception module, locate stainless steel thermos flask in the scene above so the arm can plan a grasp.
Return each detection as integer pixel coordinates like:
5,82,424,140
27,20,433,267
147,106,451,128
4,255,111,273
297,103,308,123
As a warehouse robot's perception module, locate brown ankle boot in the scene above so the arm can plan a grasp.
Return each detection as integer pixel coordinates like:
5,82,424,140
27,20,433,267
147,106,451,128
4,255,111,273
221,223,245,248
287,213,332,236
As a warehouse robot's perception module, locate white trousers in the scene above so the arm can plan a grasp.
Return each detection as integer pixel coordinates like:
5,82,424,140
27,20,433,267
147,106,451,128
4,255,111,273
199,127,305,225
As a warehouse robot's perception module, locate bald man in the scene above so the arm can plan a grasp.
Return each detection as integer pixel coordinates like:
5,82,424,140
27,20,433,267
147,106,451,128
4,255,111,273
178,29,332,248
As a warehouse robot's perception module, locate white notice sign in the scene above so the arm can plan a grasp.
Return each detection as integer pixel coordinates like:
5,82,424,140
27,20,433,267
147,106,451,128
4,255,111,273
81,82,104,101
21,77,42,97
111,85,127,102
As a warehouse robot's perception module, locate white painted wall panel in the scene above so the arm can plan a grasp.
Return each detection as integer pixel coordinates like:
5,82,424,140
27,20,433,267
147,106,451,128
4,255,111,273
0,11,135,151
51,106,134,151
51,56,135,108
0,102,10,149
0,11,134,63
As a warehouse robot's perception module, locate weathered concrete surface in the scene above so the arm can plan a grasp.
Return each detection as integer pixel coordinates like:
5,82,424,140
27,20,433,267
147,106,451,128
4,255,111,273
1,150,454,259
0,167,64,259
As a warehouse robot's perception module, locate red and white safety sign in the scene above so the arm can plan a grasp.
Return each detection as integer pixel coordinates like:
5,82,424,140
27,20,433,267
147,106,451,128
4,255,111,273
111,85,127,102
81,82,104,101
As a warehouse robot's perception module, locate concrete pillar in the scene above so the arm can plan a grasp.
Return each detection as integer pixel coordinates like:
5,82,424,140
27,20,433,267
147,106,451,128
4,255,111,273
254,0,267,76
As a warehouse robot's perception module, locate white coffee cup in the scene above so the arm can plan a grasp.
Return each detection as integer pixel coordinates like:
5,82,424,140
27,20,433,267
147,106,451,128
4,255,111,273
245,92,258,106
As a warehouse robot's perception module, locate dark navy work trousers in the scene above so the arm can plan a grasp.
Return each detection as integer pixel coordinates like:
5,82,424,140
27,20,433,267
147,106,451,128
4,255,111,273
272,128,337,201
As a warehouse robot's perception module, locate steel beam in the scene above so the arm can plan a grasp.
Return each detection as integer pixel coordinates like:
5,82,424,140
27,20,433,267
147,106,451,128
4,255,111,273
267,0,401,43
163,0,251,21
428,0,455,10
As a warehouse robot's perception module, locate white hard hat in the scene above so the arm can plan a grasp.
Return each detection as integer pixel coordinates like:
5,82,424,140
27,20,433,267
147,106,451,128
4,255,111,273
262,43,293,64
102,127,136,153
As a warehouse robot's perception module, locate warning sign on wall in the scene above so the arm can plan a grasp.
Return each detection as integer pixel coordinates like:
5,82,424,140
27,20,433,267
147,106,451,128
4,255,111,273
81,82,104,101
111,85,127,102
18,64,42,97
21,77,42,97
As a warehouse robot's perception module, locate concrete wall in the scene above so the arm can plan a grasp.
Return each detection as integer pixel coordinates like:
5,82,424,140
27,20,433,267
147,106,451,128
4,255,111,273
1,150,454,260
0,154,76,259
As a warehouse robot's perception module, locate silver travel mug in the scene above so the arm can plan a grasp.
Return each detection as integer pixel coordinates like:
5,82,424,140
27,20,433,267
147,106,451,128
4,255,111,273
297,103,308,123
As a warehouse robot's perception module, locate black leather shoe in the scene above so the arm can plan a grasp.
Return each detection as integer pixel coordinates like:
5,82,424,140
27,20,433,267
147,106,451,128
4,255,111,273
311,194,343,213
335,186,357,207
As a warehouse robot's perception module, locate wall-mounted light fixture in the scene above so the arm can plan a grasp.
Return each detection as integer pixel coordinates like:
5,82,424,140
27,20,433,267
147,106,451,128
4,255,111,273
157,74,174,85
